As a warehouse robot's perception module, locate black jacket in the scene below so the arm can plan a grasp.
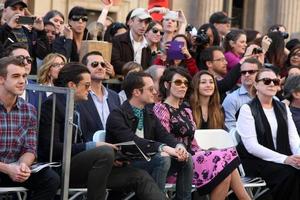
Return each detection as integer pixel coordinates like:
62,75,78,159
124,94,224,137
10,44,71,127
52,29,89,62
0,23,50,74
106,101,179,154
77,89,121,142
111,31,152,75
38,94,86,161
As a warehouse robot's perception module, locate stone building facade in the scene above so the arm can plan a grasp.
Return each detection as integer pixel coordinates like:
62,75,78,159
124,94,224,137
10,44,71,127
24,0,300,38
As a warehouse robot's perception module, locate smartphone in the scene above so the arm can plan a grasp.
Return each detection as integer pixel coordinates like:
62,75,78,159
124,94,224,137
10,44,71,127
252,47,263,55
18,16,36,25
167,41,185,60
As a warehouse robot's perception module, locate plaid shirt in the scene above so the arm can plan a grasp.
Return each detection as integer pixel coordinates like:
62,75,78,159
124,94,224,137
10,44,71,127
0,97,37,164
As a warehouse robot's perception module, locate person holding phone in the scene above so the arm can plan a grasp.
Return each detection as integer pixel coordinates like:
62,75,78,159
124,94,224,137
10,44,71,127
52,6,88,62
0,0,49,75
154,34,198,76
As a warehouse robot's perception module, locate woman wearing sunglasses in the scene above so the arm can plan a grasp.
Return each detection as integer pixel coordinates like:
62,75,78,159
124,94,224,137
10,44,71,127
153,67,250,199
237,68,300,200
145,21,164,63
52,6,89,62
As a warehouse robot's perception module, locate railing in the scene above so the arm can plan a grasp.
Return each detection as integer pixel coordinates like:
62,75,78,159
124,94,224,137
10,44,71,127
26,84,75,200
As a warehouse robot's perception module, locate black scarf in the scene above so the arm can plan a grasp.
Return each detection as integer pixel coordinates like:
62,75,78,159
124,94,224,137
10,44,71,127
249,97,292,155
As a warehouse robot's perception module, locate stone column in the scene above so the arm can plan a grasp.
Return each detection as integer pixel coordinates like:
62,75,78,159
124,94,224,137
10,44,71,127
171,0,223,27
275,0,300,37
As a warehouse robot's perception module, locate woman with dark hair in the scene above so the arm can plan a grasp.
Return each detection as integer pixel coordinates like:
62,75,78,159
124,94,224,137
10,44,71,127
154,67,250,199
224,29,247,72
103,22,127,42
286,45,300,68
153,34,198,76
266,31,287,76
237,68,300,200
145,21,163,62
43,10,65,36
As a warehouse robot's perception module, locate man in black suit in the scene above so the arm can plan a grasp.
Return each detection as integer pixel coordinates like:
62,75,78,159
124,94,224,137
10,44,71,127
77,51,120,141
106,71,193,200
38,63,166,200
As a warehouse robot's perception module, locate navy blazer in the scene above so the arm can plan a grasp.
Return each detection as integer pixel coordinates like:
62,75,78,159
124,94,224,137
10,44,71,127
77,89,121,142
26,80,47,110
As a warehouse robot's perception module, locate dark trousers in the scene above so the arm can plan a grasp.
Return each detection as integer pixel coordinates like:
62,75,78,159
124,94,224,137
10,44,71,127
242,158,300,200
69,146,166,200
0,167,60,200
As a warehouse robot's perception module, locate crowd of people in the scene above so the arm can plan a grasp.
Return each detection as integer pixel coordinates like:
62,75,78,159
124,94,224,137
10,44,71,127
1,0,300,200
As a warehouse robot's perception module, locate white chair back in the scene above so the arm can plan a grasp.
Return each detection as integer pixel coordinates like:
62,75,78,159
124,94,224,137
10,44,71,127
93,130,106,142
194,129,236,150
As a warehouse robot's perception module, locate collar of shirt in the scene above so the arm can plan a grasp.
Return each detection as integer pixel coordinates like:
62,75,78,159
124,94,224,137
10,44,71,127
238,85,251,96
129,30,148,48
0,97,22,111
90,85,108,101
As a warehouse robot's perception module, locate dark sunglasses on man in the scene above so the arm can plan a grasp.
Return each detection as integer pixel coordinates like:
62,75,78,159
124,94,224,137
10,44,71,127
91,61,106,68
16,55,33,65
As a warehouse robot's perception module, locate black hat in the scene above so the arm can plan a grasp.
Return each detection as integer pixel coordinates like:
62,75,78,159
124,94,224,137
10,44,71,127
209,11,231,24
4,0,27,8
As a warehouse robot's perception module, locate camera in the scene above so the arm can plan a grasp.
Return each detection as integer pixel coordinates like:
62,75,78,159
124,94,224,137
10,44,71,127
195,29,210,46
252,47,263,54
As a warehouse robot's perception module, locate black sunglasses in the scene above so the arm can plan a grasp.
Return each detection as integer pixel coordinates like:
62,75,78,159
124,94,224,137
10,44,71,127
71,15,88,22
240,70,258,75
16,55,33,64
257,78,280,86
152,28,164,36
91,61,106,68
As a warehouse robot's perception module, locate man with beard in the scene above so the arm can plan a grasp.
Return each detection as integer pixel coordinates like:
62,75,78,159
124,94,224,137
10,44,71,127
111,8,152,75
78,51,120,140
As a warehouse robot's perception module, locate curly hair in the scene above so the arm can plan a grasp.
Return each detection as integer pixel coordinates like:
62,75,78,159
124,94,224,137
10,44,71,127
37,53,67,85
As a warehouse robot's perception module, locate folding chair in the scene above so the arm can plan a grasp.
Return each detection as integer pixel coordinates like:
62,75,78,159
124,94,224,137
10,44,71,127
194,129,269,200
0,187,28,200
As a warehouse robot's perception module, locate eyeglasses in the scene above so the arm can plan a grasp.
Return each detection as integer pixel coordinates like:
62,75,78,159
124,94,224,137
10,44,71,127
257,78,280,86
90,61,106,68
51,62,65,68
241,70,258,75
140,86,156,93
170,79,189,87
77,82,91,89
16,55,33,64
212,57,227,62
70,15,88,22
152,28,164,36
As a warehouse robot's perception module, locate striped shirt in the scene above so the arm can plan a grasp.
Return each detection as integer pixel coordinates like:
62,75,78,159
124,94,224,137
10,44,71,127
0,97,37,163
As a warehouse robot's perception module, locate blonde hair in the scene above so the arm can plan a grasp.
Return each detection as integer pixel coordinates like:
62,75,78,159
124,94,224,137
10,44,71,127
190,71,224,129
37,53,67,85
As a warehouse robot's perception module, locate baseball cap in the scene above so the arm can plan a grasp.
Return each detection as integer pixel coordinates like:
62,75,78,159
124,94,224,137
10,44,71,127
130,8,152,20
209,11,231,24
163,10,179,21
4,0,27,8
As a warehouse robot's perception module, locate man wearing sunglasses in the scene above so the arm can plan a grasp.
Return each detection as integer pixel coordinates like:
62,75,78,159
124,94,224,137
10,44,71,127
222,58,262,131
77,51,120,141
0,0,50,75
52,6,89,62
111,8,152,75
